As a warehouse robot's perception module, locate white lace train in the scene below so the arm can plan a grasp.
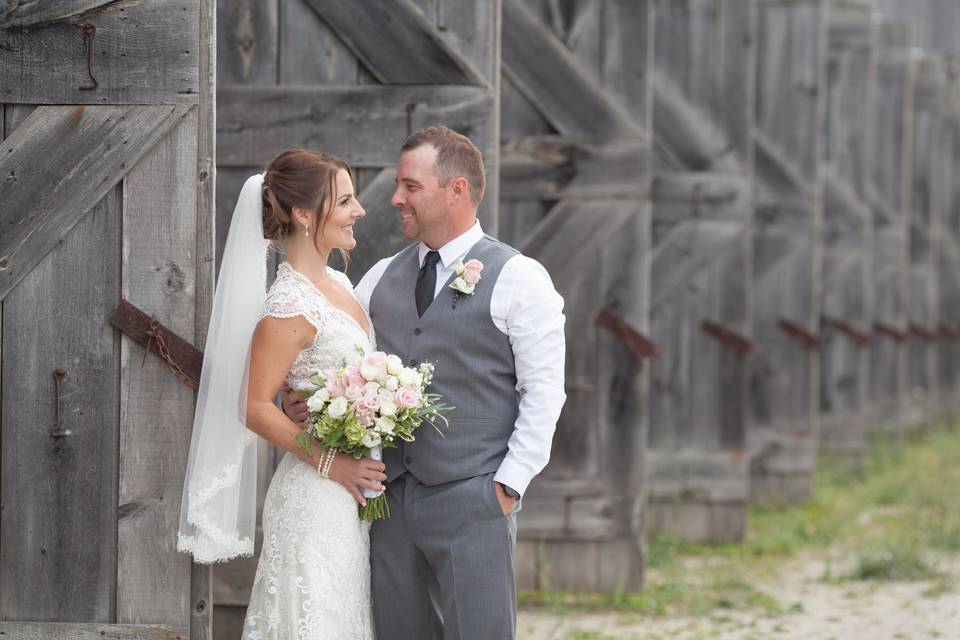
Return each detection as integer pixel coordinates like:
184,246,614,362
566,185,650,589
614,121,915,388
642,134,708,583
242,263,375,640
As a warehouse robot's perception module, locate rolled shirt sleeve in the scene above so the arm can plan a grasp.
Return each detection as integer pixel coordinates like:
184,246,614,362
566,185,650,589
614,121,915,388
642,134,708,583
492,255,566,496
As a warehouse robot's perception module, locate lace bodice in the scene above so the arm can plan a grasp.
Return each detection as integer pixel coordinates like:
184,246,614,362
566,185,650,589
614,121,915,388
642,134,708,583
261,262,375,387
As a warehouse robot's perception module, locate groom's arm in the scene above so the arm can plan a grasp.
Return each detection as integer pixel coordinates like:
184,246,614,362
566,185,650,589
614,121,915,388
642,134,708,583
492,255,566,498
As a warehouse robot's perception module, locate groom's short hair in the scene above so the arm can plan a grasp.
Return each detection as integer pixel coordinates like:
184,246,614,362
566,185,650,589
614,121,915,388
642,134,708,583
401,126,485,206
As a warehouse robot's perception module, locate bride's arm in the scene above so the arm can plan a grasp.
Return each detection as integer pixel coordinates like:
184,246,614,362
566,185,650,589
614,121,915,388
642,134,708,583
246,316,387,505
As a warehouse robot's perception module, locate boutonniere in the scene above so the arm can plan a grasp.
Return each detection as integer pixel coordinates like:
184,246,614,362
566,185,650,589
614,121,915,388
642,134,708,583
449,259,483,308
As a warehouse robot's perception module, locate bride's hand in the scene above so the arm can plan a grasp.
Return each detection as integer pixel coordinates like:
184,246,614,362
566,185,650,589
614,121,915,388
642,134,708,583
281,384,309,428
328,452,387,506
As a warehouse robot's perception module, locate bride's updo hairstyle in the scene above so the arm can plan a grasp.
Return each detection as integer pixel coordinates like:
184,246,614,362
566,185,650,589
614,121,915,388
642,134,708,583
261,149,354,261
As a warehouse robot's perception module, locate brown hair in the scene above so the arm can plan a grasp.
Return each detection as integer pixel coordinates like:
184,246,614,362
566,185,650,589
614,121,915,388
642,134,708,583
261,148,354,265
400,126,485,205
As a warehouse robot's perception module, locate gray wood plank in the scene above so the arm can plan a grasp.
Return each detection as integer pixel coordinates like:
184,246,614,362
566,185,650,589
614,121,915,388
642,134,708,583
117,112,198,633
0,0,138,29
217,85,494,168
601,0,653,127
302,0,485,85
278,0,355,84
0,104,193,302
346,168,408,285
501,0,644,141
0,0,199,104
0,185,121,622
0,622,184,640
192,0,215,636
217,0,278,84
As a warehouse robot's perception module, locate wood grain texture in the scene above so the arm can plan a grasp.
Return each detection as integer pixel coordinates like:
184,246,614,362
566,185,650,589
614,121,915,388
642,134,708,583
0,0,199,104
217,85,494,168
217,0,278,85
302,0,485,85
117,112,197,632
0,104,192,301
501,0,644,141
0,0,139,29
0,186,121,622
0,622,185,640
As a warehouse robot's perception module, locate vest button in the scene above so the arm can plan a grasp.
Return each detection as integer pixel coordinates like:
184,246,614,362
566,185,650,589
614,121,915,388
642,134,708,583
409,359,418,367
414,328,422,335
404,456,412,464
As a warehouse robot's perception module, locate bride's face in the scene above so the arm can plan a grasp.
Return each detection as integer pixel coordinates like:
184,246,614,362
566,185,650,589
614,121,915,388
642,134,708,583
318,169,364,251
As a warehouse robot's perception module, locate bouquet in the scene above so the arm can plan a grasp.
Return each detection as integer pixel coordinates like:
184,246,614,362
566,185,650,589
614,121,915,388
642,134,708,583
294,347,451,521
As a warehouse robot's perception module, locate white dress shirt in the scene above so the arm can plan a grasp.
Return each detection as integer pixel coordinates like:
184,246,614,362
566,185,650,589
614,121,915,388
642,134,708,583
354,221,566,496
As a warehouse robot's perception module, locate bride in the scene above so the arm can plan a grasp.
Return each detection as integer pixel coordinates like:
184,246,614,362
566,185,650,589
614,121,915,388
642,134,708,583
177,149,385,638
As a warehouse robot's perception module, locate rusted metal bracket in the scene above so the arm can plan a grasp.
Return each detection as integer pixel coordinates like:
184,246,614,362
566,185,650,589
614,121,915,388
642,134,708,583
77,23,98,91
939,323,960,340
596,308,658,359
700,320,753,355
909,324,936,341
110,299,202,388
873,321,907,342
824,317,872,347
777,318,820,350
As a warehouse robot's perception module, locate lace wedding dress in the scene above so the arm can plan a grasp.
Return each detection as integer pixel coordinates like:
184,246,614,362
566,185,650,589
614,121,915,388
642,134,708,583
242,262,375,640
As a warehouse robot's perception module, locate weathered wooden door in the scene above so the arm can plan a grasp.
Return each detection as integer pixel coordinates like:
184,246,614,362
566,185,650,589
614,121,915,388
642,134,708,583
0,0,214,638
498,0,653,592
212,0,500,631
818,0,876,469
749,0,827,504
646,0,755,543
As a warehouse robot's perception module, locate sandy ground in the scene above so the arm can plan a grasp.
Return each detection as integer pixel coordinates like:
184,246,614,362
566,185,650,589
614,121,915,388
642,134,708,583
517,553,960,640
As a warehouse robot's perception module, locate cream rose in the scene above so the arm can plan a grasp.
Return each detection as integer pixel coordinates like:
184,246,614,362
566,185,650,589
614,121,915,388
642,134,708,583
327,396,349,418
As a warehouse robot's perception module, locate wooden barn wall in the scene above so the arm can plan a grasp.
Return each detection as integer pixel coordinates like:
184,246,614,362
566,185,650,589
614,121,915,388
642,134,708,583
0,0,216,638
645,0,755,543
817,0,876,468
749,0,827,505
498,0,653,592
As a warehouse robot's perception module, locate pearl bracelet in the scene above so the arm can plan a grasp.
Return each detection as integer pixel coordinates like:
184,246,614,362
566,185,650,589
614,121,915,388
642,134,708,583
318,447,337,479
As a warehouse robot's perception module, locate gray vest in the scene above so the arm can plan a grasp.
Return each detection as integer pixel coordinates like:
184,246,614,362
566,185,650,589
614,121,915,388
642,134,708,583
370,235,521,485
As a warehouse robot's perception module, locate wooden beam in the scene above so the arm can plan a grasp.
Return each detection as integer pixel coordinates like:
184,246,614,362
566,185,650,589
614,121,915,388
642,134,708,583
0,104,192,301
302,0,485,86
0,622,184,640
0,0,199,104
0,0,139,29
217,85,494,167
652,172,752,223
500,136,651,199
501,0,644,141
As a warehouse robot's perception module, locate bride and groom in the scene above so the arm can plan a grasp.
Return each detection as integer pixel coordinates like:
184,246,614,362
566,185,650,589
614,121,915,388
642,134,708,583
177,126,566,639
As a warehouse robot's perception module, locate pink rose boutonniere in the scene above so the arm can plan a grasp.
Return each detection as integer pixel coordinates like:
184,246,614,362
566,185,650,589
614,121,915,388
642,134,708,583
449,258,483,308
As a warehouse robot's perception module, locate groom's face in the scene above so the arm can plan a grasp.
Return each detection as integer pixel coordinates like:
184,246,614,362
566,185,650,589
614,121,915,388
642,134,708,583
392,145,448,245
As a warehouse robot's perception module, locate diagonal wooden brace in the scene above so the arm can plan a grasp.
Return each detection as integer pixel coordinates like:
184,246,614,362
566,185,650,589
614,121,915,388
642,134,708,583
908,324,937,341
777,318,820,350
596,308,658,359
700,320,753,355
110,299,202,388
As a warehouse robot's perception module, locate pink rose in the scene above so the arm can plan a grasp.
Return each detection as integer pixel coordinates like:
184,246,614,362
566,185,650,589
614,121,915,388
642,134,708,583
344,365,365,389
344,383,363,402
463,259,483,285
395,386,421,409
325,374,346,397
360,351,389,382
361,382,382,412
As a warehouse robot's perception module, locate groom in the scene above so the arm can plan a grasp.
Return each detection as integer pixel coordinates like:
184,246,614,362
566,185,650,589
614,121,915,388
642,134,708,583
290,126,565,639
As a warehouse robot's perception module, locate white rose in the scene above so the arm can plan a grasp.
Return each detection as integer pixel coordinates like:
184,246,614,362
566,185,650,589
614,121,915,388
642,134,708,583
386,354,404,375
374,416,395,435
397,367,422,387
306,388,330,412
386,376,399,391
362,432,382,448
326,396,349,419
380,399,398,417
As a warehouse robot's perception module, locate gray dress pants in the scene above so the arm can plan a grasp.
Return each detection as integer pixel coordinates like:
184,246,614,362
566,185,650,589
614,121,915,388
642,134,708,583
371,471,519,640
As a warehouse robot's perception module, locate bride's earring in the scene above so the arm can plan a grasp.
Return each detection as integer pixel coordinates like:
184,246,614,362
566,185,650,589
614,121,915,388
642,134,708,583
305,223,309,237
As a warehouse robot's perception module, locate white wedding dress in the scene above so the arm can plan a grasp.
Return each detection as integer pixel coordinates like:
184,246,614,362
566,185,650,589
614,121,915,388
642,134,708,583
242,262,375,640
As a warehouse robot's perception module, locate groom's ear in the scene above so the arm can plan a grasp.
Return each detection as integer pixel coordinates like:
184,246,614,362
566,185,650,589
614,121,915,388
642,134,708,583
449,176,469,201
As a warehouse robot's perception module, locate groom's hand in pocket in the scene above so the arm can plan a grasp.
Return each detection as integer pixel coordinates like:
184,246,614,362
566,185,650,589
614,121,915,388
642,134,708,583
281,384,309,428
494,482,518,516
